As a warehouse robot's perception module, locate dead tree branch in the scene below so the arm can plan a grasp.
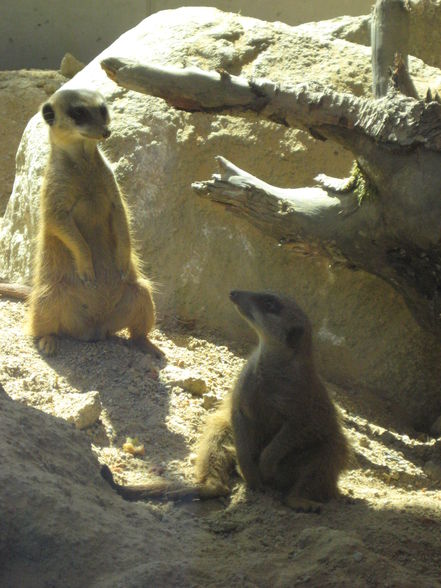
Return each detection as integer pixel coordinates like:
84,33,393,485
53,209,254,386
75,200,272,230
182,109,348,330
101,57,441,153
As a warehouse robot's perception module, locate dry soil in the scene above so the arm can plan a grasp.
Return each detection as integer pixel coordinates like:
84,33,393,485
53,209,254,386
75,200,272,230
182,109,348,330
1,297,441,587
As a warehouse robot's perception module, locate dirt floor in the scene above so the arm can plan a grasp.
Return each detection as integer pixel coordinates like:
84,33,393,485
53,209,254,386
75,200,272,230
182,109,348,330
1,297,441,587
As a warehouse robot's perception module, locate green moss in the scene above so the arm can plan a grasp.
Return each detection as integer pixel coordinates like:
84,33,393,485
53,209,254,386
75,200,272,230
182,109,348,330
340,160,378,206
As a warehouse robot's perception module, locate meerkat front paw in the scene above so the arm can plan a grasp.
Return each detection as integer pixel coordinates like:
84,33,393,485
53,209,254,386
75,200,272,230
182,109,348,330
77,263,96,285
115,251,130,280
284,495,322,513
38,335,58,356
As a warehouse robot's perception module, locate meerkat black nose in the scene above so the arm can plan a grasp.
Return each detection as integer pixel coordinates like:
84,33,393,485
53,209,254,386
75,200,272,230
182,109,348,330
230,290,239,301
102,128,111,138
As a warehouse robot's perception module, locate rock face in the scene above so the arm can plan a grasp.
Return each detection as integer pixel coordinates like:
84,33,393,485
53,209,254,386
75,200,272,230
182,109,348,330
409,0,441,69
1,7,441,428
0,70,65,214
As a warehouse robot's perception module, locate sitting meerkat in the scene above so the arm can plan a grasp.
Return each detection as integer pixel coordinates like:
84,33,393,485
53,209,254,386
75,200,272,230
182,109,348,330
2,88,162,358
102,290,349,512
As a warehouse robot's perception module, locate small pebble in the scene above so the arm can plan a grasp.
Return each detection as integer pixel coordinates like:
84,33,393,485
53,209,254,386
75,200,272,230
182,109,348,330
359,437,370,449
182,377,207,396
202,392,219,410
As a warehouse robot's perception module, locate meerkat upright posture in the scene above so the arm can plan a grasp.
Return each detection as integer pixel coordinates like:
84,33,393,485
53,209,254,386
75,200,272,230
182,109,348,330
102,290,348,511
17,88,162,357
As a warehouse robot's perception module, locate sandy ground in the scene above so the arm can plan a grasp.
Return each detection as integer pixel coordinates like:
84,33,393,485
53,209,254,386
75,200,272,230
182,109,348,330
1,296,441,587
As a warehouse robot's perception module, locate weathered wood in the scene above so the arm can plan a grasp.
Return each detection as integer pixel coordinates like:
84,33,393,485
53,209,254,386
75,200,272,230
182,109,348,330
0,282,30,300
371,0,410,98
191,157,383,266
391,54,419,99
101,58,264,111
193,157,441,337
101,57,441,154
192,156,358,257
100,57,441,249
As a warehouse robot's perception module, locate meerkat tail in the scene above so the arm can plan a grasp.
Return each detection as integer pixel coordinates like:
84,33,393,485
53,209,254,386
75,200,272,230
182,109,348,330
100,465,225,502
0,283,31,300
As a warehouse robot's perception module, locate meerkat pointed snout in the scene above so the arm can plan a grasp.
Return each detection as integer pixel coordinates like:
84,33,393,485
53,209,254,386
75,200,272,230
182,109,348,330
41,88,112,142
230,289,306,348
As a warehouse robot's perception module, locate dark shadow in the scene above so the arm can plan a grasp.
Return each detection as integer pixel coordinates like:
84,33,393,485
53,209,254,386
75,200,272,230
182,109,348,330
158,316,253,359
37,331,191,469
2,382,441,586
334,383,441,478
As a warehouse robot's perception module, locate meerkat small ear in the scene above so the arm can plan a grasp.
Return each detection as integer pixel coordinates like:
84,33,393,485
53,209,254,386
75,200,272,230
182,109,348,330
286,325,304,348
42,103,55,126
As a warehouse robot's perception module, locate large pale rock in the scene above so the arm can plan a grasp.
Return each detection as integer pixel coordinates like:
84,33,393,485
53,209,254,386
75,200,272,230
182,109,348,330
0,70,65,215
1,7,441,428
409,0,441,69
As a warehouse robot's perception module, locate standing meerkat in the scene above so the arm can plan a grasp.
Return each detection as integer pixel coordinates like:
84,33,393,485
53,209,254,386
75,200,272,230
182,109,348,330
2,88,162,358
102,290,349,511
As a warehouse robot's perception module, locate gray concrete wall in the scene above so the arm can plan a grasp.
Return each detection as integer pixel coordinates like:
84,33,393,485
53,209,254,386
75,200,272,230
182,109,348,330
150,1,374,26
2,0,373,70
1,1,148,69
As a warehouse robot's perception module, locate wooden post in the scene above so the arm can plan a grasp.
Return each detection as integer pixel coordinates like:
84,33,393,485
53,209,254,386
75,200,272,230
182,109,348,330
371,0,410,98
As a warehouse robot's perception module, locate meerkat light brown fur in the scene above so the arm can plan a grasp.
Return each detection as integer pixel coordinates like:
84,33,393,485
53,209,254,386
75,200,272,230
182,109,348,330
102,290,349,511
24,88,162,357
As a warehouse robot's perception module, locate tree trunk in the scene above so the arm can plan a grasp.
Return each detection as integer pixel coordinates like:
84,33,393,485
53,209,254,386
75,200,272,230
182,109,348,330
100,2,441,337
371,0,411,97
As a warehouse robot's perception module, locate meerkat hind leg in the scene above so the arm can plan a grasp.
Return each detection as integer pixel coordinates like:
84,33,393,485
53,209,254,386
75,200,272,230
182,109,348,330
130,336,164,360
281,447,339,513
30,288,102,353
28,294,62,355
127,280,164,361
106,279,164,360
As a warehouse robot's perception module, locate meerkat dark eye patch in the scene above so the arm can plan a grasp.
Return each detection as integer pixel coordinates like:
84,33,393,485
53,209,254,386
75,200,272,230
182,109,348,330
99,104,108,119
286,325,304,348
67,105,90,125
259,294,283,315
42,103,55,126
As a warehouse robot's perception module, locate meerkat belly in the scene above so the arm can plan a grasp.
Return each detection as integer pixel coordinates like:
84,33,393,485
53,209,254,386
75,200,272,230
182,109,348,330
38,184,124,306
75,211,118,277
236,366,285,443
73,189,121,282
